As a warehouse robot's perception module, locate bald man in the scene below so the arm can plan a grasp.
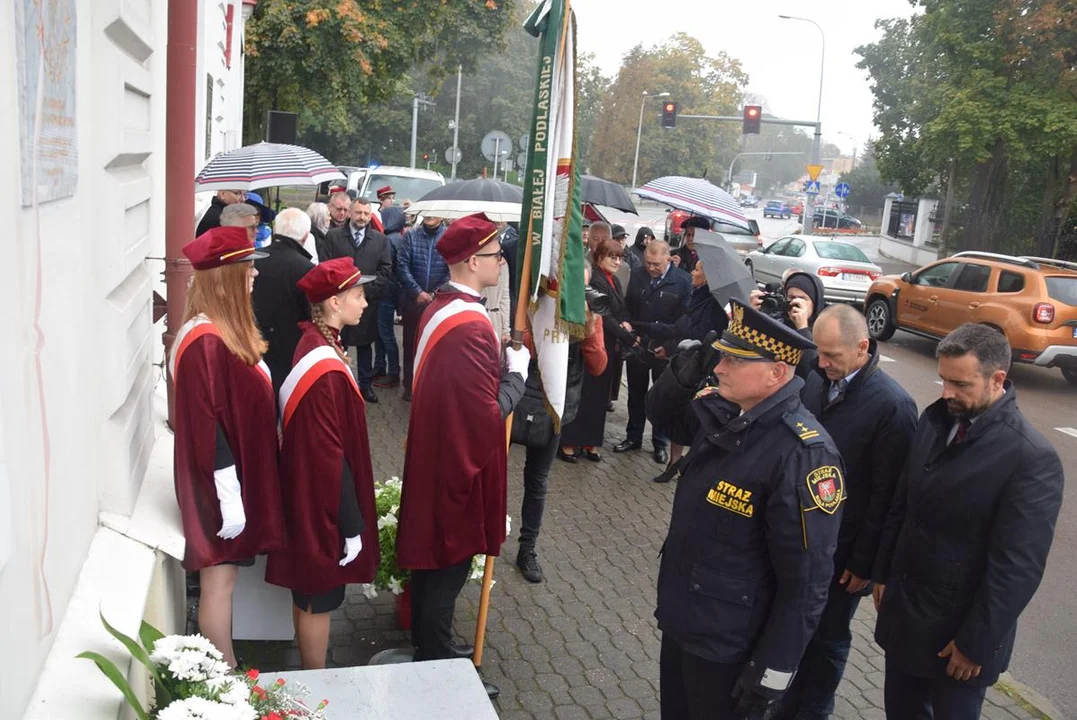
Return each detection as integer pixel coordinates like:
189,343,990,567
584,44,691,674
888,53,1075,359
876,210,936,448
770,304,918,720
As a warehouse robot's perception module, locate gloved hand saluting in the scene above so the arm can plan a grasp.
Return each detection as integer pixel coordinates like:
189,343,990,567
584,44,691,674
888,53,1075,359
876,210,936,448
214,466,246,540
339,535,363,566
505,344,531,381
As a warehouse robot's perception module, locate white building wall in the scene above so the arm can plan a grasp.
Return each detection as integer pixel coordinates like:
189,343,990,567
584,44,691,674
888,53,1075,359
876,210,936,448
0,0,166,714
195,0,247,171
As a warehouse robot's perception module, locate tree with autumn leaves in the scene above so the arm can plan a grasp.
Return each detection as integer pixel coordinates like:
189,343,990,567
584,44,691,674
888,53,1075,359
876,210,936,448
857,0,1077,257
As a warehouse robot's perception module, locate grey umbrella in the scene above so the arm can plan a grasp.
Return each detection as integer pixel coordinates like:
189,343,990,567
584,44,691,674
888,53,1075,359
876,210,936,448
581,175,637,214
408,178,523,222
692,229,758,308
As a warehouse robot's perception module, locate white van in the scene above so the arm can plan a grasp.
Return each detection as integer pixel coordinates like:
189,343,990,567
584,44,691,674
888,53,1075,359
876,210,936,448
341,165,446,204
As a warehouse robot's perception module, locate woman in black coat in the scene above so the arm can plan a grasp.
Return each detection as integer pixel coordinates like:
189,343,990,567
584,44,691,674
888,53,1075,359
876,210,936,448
560,239,634,461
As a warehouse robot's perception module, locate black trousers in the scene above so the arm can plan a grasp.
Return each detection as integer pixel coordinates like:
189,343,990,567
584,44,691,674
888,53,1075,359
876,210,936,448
883,658,988,720
401,303,424,392
518,433,561,554
660,634,743,720
769,576,865,719
409,559,471,662
626,359,668,448
353,343,374,389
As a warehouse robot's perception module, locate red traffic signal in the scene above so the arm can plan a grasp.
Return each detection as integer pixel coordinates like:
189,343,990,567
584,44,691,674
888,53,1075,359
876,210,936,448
742,105,762,134
661,102,678,128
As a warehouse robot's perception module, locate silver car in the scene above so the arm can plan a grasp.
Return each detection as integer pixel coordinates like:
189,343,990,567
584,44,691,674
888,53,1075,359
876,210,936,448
745,236,882,304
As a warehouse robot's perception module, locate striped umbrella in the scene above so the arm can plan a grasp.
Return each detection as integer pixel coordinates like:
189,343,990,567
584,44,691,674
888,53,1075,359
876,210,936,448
636,176,750,231
408,178,523,222
194,142,344,192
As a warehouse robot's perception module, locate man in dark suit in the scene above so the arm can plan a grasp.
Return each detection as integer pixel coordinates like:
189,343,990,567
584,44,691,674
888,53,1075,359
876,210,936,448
251,208,317,398
873,323,1064,719
614,240,691,464
322,197,393,402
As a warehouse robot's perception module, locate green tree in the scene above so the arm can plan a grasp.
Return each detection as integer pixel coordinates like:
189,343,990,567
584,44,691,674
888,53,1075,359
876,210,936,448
837,144,901,210
588,34,748,185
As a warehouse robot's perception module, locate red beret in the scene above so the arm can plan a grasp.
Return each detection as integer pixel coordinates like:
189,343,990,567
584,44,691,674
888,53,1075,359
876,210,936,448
436,212,500,265
297,257,374,304
183,226,266,271
376,185,395,198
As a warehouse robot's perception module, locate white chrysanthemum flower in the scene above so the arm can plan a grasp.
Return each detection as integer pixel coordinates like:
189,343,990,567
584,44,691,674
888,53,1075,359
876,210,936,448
506,515,512,534
157,696,256,720
388,576,404,595
361,583,379,600
390,504,399,515
377,513,398,530
206,677,251,706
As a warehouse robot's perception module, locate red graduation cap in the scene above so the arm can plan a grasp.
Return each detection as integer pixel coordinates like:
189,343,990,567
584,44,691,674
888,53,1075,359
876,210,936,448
183,226,266,271
436,212,500,265
297,257,374,304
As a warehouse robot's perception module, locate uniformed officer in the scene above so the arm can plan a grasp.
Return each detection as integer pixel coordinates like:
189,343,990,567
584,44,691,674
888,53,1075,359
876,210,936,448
654,299,845,720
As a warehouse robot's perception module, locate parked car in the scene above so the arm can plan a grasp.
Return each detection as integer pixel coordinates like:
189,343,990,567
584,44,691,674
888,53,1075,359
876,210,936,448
812,208,862,229
790,200,804,216
664,211,763,256
763,201,791,219
864,252,1077,385
740,195,760,208
746,236,882,304
320,166,446,205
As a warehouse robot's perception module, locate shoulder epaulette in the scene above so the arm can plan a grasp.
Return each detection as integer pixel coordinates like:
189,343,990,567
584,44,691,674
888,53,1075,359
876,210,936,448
782,410,827,446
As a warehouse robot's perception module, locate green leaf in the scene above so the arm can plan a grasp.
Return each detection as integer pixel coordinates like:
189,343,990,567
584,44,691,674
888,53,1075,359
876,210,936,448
99,611,172,705
76,651,149,720
139,621,165,653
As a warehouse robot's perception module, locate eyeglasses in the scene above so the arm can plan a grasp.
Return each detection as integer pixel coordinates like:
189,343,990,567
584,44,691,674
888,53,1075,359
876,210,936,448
474,249,504,259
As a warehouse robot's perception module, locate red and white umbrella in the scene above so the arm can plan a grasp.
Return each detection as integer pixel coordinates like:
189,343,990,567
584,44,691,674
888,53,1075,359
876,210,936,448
636,176,750,231
194,142,344,192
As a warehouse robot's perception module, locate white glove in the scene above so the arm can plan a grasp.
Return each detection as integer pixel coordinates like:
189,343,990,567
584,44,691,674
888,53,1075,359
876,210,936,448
339,535,363,566
214,465,246,540
505,345,531,381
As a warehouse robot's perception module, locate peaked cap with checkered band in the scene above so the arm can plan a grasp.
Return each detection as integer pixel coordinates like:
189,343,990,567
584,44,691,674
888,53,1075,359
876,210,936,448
712,299,817,366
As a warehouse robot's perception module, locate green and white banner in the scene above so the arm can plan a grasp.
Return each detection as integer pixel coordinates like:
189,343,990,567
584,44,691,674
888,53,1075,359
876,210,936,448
519,0,586,429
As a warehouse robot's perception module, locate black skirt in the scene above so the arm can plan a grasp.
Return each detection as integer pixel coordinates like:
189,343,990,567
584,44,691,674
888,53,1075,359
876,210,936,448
560,366,615,447
291,585,346,614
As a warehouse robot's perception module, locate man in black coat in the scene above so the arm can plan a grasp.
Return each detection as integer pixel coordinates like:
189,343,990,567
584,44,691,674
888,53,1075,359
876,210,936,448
196,189,247,237
251,208,317,398
654,300,844,719
321,197,393,402
614,240,691,464
769,304,918,720
873,323,1064,718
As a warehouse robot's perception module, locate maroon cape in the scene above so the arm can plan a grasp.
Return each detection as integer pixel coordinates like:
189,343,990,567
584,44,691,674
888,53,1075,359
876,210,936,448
172,318,285,571
266,323,380,594
396,291,507,570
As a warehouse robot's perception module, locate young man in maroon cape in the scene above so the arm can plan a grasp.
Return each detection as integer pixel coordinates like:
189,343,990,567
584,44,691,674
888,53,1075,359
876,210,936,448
395,212,530,696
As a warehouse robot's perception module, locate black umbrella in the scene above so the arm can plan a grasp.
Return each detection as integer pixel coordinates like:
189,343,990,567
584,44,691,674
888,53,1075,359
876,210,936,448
692,230,758,308
408,178,523,221
581,175,637,215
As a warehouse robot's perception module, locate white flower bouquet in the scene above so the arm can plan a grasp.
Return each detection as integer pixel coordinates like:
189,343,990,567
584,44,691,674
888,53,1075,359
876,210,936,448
79,613,328,719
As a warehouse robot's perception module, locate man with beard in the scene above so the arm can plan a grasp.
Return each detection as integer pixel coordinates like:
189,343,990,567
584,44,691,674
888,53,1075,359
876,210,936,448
873,323,1064,719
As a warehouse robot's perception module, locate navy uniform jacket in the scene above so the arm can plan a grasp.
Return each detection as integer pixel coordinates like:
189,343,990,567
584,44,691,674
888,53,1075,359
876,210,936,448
656,376,844,689
873,384,1063,685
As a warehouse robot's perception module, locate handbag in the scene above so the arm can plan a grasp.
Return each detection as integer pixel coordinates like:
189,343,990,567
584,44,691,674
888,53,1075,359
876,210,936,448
510,386,555,449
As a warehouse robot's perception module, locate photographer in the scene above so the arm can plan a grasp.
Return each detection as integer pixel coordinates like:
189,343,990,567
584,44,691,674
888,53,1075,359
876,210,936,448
614,241,692,465
751,270,825,378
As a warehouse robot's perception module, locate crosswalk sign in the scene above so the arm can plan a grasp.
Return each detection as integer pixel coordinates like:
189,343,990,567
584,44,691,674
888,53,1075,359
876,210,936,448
804,180,821,194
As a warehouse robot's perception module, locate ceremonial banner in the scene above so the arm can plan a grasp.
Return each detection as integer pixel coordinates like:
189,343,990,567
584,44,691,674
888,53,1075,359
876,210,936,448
519,0,586,429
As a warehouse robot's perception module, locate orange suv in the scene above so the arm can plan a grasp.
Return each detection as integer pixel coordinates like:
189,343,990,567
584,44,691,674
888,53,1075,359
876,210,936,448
864,252,1077,385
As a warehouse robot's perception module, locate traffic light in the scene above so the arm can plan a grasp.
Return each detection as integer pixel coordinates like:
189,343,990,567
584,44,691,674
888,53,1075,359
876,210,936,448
661,102,678,128
742,105,762,134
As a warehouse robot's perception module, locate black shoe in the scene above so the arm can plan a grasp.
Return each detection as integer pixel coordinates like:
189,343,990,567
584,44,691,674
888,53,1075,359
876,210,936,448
450,643,474,659
606,401,615,412
361,386,379,403
373,374,400,388
653,463,680,484
613,439,642,453
654,447,669,465
516,551,543,583
557,447,579,464
584,449,602,462
483,680,500,699
402,389,412,402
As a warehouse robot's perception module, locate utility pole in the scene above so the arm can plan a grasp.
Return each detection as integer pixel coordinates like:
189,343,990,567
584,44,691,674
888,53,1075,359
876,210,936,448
451,65,462,181
410,93,435,169
780,15,825,234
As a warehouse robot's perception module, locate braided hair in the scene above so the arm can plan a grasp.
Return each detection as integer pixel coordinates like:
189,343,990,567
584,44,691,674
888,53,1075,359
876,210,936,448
310,302,348,361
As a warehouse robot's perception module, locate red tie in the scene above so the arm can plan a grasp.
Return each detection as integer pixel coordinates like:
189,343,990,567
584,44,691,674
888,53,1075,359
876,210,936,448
952,419,971,445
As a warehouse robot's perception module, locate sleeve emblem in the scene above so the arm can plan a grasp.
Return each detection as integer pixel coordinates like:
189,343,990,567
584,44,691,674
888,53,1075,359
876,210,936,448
805,465,844,514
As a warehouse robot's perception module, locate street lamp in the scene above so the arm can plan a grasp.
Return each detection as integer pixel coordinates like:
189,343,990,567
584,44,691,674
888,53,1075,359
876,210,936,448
779,14,824,233
632,90,669,190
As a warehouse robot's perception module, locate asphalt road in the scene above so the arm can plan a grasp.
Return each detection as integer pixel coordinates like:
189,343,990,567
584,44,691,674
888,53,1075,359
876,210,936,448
608,200,1077,716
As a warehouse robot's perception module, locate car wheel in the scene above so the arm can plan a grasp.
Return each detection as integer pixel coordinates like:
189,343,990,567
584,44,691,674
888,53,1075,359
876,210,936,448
866,298,896,341
1062,367,1077,386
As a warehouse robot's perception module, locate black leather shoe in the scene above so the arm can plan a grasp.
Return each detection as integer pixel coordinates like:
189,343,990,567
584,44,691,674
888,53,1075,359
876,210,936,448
613,439,642,453
654,447,669,465
361,387,379,403
402,389,412,402
483,680,500,699
450,643,474,659
653,463,679,484
606,401,615,412
373,374,400,388
557,447,579,464
584,449,602,462
516,551,543,583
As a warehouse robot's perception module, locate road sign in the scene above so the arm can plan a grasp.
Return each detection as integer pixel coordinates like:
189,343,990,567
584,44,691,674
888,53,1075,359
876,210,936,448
445,146,462,164
481,130,512,162
804,180,821,194
517,151,527,169
834,182,850,199
806,164,824,181
519,133,530,150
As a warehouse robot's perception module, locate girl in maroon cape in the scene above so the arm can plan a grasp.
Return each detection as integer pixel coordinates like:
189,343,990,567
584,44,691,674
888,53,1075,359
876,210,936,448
171,226,285,667
266,257,380,669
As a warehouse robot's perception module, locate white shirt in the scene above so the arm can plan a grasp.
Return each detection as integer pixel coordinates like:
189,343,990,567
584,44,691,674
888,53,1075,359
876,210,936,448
448,281,482,298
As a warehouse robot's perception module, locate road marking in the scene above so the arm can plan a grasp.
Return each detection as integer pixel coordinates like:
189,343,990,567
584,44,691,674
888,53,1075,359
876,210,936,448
880,354,896,363
1056,427,1077,439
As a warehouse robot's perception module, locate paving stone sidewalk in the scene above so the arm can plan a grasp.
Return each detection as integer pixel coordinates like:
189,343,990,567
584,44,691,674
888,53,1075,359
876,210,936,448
239,358,1050,719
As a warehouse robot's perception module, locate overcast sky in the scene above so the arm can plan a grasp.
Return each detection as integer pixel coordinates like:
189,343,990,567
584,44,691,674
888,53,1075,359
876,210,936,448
572,0,917,158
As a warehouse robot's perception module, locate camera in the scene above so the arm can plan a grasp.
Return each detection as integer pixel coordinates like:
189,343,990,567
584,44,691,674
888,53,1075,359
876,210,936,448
584,285,611,316
759,291,789,319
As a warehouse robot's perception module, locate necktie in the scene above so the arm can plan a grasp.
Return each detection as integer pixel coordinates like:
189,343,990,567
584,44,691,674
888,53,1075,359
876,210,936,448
650,277,659,291
827,378,847,403
952,418,971,445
